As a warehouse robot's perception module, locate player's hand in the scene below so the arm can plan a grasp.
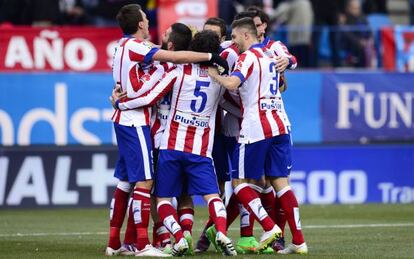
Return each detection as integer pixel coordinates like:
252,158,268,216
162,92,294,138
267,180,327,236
209,53,229,75
275,56,289,72
208,66,220,78
109,85,127,109
279,72,288,93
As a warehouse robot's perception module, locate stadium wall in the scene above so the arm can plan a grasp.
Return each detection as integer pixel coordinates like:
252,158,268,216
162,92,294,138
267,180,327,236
0,144,412,208
0,71,412,207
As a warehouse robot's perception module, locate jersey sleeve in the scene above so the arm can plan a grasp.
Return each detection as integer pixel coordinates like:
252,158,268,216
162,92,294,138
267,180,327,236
220,46,239,72
127,40,159,66
128,64,166,98
118,67,178,110
230,53,254,83
271,41,297,69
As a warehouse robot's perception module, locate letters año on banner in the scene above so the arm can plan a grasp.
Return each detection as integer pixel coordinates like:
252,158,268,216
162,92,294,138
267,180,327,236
0,27,121,71
322,72,414,142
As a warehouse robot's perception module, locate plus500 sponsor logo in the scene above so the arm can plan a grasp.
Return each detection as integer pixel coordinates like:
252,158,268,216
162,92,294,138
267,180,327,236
291,170,368,204
290,170,414,204
260,98,282,111
174,113,209,128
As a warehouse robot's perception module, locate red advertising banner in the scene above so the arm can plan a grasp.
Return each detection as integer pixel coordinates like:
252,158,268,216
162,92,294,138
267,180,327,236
381,26,414,72
0,27,122,72
381,28,395,71
157,0,217,43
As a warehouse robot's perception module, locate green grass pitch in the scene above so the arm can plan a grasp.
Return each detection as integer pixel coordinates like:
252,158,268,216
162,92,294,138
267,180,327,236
1,204,414,258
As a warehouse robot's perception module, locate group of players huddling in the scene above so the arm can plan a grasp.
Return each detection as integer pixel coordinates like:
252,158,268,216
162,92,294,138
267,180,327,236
106,3,308,257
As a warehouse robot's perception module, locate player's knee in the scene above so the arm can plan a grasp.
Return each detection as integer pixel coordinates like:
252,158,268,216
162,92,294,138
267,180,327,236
177,195,194,209
135,179,153,190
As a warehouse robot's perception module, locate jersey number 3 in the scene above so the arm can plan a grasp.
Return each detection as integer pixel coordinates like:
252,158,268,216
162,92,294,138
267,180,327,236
269,62,279,95
191,80,210,113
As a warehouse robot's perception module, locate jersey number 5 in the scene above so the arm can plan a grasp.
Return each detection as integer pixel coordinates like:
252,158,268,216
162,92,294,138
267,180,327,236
269,62,279,95
191,80,210,113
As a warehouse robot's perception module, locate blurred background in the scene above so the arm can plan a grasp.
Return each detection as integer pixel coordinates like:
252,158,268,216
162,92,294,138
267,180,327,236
0,0,413,208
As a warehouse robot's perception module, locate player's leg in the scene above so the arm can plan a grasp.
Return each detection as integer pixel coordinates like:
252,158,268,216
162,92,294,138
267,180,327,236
106,180,133,255
265,134,307,255
235,183,261,254
120,197,138,255
196,132,231,252
122,125,169,257
155,150,188,256
223,135,243,231
184,153,236,256
150,148,172,251
231,140,281,252
177,194,195,255
106,123,134,256
260,178,287,252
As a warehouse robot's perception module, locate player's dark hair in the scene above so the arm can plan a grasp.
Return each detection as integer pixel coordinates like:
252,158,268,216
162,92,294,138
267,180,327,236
116,4,143,35
246,6,270,26
234,10,256,21
169,23,192,51
189,30,220,54
204,17,227,38
231,17,258,37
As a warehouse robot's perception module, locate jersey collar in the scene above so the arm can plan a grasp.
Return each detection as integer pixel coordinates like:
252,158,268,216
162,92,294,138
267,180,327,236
249,42,265,49
262,37,270,46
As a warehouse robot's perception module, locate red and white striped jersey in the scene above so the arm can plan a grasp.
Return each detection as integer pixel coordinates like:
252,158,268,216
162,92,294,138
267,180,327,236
231,43,291,144
160,64,224,158
218,41,242,137
150,62,174,148
263,37,297,69
111,36,160,127
220,41,239,72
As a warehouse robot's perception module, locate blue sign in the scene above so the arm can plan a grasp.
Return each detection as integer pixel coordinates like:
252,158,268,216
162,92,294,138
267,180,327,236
283,71,322,143
321,72,414,142
0,144,412,207
1,71,412,145
0,73,115,145
290,144,414,204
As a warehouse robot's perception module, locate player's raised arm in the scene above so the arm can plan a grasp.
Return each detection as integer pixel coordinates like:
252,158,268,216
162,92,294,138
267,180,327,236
114,67,179,110
152,50,228,73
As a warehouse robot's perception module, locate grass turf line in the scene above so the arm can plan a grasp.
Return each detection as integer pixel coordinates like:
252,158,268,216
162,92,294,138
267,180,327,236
0,204,414,258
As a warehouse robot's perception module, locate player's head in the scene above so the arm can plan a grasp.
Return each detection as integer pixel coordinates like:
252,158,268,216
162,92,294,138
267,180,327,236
116,4,149,39
161,23,192,51
203,17,227,42
235,9,266,40
246,6,269,36
234,11,256,21
231,17,258,52
189,30,220,54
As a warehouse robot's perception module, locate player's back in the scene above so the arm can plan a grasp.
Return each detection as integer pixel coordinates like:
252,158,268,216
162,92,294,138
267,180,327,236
160,63,224,157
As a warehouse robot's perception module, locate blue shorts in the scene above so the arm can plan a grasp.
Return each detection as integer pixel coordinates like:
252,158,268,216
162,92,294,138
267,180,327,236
155,149,219,197
212,133,238,182
114,123,154,183
231,134,292,180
